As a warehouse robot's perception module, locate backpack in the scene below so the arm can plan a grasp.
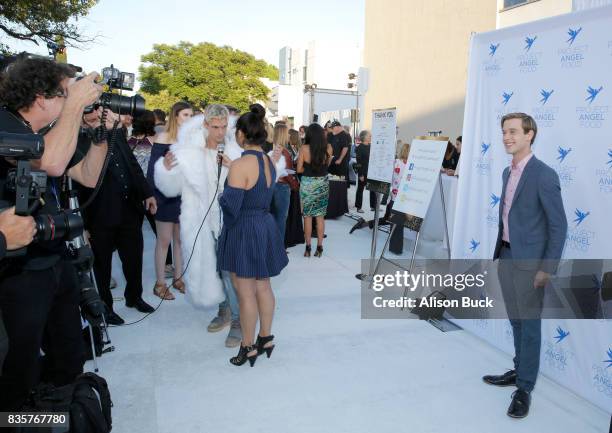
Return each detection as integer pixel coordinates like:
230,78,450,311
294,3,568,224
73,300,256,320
19,372,112,433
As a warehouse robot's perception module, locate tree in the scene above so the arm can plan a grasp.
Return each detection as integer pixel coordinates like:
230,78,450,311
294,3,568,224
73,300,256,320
139,41,279,112
0,0,98,52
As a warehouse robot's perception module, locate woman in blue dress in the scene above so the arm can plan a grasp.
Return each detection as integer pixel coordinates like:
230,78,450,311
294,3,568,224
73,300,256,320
217,104,289,367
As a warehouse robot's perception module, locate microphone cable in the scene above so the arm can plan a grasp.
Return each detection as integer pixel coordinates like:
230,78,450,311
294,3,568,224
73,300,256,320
112,150,226,326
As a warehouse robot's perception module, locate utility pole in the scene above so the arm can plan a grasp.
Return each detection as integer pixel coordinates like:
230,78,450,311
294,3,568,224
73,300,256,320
348,73,359,143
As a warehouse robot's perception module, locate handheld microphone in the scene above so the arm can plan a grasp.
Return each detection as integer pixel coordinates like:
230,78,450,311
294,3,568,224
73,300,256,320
217,141,225,180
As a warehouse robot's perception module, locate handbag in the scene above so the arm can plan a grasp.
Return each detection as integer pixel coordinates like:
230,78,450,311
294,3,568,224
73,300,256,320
286,174,300,192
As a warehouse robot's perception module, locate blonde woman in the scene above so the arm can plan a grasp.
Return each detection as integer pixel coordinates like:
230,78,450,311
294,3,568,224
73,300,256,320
148,101,193,299
269,123,294,240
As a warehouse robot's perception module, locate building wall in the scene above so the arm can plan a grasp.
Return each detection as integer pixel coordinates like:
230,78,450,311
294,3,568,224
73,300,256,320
363,0,496,143
497,0,572,28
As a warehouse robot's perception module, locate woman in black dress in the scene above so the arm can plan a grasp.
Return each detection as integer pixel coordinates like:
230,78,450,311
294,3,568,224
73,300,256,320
148,101,193,300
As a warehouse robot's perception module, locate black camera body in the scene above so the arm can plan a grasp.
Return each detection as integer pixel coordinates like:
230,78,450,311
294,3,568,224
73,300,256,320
0,132,83,254
83,65,145,117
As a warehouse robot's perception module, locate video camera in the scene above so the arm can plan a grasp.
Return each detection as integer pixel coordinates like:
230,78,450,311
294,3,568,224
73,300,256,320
83,65,145,117
0,132,83,253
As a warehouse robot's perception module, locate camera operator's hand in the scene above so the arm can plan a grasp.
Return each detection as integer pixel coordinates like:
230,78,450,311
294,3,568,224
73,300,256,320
83,107,119,130
163,151,177,170
0,207,37,250
66,72,103,110
145,197,157,215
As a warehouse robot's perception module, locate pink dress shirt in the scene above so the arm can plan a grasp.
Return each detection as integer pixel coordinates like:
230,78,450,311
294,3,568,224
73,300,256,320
502,153,533,242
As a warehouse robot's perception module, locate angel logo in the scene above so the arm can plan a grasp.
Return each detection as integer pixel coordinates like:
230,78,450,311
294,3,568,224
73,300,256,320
490,193,500,208
486,193,500,228
489,43,500,56
469,239,480,253
525,36,537,52
573,208,590,226
540,89,554,105
474,142,493,176
605,349,612,368
554,326,570,343
585,86,603,105
544,326,574,372
567,27,582,45
607,149,612,168
502,92,514,106
557,146,572,163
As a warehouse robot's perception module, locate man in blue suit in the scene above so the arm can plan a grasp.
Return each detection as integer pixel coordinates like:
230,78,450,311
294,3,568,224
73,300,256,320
483,113,567,418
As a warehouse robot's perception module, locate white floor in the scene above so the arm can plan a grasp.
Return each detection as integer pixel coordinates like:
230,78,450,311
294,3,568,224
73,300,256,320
92,197,610,433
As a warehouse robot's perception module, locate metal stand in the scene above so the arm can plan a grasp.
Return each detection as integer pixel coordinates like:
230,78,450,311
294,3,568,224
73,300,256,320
356,189,385,281
438,173,452,259
87,323,99,373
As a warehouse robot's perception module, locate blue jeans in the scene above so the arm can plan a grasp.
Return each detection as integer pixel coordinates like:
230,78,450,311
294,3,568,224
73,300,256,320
219,270,239,321
270,182,291,241
214,233,239,321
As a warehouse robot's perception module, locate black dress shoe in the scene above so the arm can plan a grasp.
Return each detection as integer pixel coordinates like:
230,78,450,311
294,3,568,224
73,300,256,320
105,311,125,325
483,369,517,386
507,389,531,418
126,297,155,313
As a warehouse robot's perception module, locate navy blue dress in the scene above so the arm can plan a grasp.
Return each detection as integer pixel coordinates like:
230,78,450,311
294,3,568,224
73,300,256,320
147,142,181,223
217,150,289,278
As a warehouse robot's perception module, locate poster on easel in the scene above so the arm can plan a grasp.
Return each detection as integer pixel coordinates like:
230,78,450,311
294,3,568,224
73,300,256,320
392,137,448,218
367,108,397,188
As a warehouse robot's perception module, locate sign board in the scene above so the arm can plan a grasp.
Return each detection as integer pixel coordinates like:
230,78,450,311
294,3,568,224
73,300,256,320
367,108,397,184
392,137,448,218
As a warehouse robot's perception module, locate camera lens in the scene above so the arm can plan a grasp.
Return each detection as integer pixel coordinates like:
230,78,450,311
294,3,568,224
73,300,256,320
106,93,146,118
34,212,84,242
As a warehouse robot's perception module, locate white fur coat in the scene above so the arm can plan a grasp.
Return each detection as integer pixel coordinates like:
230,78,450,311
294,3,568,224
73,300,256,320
153,114,285,308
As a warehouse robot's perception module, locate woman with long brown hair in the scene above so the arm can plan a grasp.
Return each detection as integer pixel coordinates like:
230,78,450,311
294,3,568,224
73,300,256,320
148,101,193,299
296,123,333,257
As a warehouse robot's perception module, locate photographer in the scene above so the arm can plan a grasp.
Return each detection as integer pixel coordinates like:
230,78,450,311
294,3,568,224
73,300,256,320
0,56,107,411
77,107,157,325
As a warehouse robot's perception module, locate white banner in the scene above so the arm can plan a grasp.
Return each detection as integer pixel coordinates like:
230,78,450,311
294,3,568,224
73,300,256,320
393,139,448,218
368,108,397,184
452,5,612,412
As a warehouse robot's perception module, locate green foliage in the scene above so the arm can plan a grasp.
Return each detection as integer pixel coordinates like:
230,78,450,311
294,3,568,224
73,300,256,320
139,41,279,112
0,0,97,49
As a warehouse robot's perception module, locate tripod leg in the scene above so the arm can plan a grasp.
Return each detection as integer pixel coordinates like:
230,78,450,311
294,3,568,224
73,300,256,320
88,323,99,373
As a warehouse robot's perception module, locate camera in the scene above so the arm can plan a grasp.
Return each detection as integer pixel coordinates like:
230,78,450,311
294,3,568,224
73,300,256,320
83,65,145,117
0,131,83,250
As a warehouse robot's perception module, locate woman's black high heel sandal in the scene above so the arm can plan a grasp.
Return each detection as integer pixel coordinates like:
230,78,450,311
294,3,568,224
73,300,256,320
314,245,323,257
230,344,258,367
304,245,311,257
256,335,275,358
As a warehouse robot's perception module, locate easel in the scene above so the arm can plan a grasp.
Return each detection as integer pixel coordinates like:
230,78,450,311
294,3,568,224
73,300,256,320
356,179,390,281
359,135,454,326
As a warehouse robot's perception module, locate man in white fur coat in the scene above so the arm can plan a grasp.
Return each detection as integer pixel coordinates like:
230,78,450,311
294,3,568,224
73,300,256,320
154,104,244,347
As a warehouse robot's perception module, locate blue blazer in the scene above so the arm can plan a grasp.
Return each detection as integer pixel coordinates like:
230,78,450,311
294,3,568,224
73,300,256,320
493,156,567,273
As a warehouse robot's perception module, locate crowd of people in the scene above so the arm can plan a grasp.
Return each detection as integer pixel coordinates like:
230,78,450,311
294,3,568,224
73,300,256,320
0,53,467,416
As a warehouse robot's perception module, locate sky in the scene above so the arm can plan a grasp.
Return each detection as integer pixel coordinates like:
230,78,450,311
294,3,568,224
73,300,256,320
7,0,365,86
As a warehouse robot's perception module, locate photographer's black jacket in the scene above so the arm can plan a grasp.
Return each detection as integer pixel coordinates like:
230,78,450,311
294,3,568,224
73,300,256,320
77,128,153,228
0,108,86,270
0,232,6,260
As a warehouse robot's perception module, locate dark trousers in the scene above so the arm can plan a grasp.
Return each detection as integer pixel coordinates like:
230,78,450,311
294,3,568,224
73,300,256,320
145,211,172,265
0,261,84,410
89,207,145,312
498,245,543,392
355,177,376,210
